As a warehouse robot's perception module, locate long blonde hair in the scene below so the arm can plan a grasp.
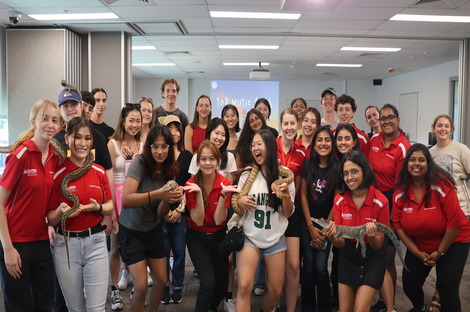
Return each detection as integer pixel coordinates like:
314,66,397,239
10,99,59,151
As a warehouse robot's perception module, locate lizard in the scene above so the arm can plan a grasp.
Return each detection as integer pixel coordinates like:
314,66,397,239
312,217,408,271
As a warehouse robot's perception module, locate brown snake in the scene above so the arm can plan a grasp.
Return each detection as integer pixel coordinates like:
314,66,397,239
231,165,294,214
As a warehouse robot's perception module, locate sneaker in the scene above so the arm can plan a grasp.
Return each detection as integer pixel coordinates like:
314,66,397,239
147,268,153,287
161,286,171,304
253,286,265,296
224,298,236,312
111,289,124,311
171,289,183,304
378,308,397,312
118,269,132,290
371,300,386,312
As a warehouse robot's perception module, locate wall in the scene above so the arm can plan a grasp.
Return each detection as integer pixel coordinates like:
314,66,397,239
377,60,458,144
0,26,6,146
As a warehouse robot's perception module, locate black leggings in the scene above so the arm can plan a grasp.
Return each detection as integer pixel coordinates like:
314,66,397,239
402,242,469,311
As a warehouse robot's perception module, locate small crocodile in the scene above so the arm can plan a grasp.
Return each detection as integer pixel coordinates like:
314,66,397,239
312,217,408,271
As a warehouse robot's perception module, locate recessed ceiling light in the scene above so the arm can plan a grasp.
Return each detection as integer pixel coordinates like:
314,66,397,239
390,14,470,23
316,63,363,68
341,47,401,52
219,45,279,50
223,62,270,66
132,46,157,50
210,11,300,20
132,63,176,67
29,13,118,20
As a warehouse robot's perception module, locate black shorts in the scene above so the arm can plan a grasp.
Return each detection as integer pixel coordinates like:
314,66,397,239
118,223,166,266
285,213,301,237
338,239,387,289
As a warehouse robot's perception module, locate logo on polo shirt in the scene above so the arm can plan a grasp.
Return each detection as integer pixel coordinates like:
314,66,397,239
23,169,38,176
67,185,77,193
341,213,352,220
372,147,379,152
404,207,413,213
424,206,436,211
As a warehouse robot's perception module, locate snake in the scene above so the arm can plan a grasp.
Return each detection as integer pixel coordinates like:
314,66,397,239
231,165,294,214
161,180,185,212
59,151,94,269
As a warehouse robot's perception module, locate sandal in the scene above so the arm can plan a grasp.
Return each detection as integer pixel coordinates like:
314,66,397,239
427,296,441,312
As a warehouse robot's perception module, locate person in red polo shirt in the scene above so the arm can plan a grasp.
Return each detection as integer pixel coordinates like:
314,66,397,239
392,144,470,312
324,150,390,312
276,108,306,312
368,103,411,312
47,117,114,312
0,99,60,312
184,140,238,312
296,107,321,159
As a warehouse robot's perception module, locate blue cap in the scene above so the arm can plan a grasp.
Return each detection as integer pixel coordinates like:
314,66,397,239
58,88,81,106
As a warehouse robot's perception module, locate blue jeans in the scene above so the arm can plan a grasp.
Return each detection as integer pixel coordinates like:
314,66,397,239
54,231,109,312
0,240,54,312
163,215,187,290
300,218,332,312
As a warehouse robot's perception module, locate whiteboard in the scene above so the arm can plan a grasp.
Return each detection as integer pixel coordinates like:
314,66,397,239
399,92,418,143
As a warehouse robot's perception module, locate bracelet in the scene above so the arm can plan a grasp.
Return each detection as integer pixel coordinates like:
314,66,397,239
97,203,103,215
175,206,185,214
148,191,151,204
306,223,314,230
437,249,446,257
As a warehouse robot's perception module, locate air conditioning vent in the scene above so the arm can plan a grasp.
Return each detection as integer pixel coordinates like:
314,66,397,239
164,51,191,56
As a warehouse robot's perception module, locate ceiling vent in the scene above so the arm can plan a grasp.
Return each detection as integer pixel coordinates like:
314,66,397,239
414,0,470,7
101,0,149,5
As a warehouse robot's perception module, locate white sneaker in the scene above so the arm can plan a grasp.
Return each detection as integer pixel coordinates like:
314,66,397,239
118,269,132,290
111,289,124,311
224,298,236,312
253,286,265,296
147,268,153,287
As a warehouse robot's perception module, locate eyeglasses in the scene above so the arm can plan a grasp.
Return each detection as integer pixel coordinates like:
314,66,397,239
250,141,264,150
292,105,306,109
341,168,362,179
150,144,170,152
379,114,397,122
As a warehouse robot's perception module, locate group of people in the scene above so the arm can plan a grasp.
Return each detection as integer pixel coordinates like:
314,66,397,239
0,79,469,312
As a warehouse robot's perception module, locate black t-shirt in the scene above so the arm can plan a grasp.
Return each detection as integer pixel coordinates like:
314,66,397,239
90,121,115,141
301,163,334,224
54,128,113,171
267,126,279,138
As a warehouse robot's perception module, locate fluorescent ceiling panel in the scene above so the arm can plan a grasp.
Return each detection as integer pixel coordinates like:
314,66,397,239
223,62,270,66
210,11,300,20
316,63,363,67
132,46,157,50
341,47,402,52
133,63,176,66
390,14,470,23
29,13,118,20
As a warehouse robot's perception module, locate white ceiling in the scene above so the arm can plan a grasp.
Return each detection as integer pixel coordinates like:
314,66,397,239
0,0,468,80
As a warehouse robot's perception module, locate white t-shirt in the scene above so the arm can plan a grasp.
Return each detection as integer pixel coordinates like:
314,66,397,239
237,167,295,249
188,152,237,178
430,140,470,216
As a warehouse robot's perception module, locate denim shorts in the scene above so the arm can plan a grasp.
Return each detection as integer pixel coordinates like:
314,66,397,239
244,235,286,256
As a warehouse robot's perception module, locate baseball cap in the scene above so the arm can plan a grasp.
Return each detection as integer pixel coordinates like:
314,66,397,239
58,89,82,106
321,88,336,98
162,115,181,126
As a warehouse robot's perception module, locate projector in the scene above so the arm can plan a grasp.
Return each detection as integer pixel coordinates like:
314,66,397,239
249,69,270,80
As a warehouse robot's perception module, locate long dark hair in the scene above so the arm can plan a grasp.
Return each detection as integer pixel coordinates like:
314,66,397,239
141,124,178,181
222,104,240,132
396,143,454,207
334,123,360,160
110,103,142,142
253,129,281,212
205,117,229,170
338,150,375,193
236,109,267,168
306,126,338,198
194,140,221,207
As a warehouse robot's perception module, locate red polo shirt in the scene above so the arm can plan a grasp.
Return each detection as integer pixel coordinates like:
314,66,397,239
333,186,390,243
295,135,312,158
352,123,370,157
392,181,470,253
186,173,231,233
49,158,111,231
276,137,306,177
368,130,411,193
0,140,59,242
